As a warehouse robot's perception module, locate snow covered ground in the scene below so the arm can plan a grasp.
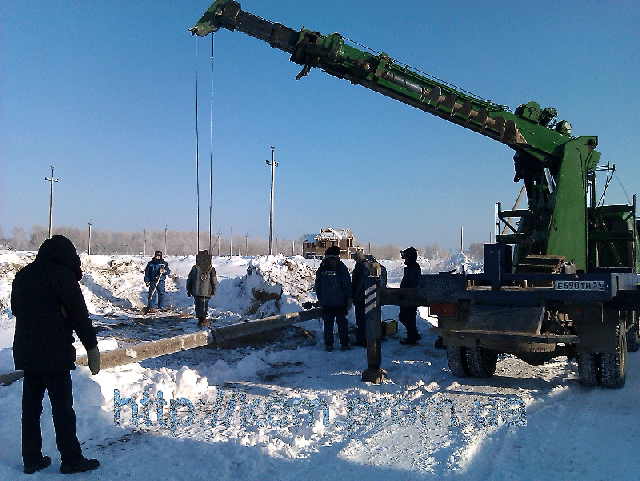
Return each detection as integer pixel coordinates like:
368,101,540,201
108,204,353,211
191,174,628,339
0,252,638,480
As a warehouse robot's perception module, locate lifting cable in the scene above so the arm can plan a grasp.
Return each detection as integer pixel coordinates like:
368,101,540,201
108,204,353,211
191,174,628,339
195,36,201,252
209,35,215,254
195,35,216,254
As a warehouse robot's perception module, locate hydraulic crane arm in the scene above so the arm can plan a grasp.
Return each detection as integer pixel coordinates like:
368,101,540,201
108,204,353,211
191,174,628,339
191,0,603,270
191,0,596,166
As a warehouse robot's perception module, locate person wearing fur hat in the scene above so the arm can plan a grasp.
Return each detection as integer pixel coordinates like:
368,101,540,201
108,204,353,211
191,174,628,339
314,246,352,351
399,246,422,345
11,235,100,474
186,250,217,327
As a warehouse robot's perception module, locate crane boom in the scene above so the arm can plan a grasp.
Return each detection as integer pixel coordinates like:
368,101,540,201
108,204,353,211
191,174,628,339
191,1,595,162
191,0,605,270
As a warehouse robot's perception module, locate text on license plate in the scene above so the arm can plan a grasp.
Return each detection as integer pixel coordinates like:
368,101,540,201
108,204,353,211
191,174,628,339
554,280,606,291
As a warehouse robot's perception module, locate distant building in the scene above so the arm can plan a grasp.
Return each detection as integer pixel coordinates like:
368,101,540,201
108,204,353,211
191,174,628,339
302,228,363,259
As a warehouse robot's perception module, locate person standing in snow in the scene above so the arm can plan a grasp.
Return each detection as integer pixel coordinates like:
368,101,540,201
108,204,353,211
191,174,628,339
186,250,217,327
365,254,387,288
351,251,374,347
398,246,422,345
314,246,352,351
143,250,171,312
11,235,101,474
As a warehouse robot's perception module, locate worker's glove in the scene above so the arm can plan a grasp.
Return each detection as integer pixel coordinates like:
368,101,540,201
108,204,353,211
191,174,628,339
145,282,150,288
187,291,192,297
160,267,166,274
87,347,100,375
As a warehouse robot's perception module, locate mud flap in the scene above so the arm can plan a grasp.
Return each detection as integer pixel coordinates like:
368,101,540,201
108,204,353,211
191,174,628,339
466,304,545,334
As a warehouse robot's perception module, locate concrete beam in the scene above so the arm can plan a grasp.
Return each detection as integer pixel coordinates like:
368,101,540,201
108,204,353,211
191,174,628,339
0,308,322,385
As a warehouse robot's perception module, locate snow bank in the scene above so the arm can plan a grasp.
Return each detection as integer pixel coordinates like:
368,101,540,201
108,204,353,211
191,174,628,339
1,252,638,480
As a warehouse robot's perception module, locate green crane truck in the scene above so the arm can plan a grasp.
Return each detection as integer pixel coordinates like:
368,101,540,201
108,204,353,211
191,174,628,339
192,1,640,388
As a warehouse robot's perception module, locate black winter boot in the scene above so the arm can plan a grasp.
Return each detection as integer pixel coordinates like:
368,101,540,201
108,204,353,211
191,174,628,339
24,455,51,474
60,457,100,474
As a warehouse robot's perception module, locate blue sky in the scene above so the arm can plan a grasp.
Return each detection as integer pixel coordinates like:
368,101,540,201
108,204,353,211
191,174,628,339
1,0,638,251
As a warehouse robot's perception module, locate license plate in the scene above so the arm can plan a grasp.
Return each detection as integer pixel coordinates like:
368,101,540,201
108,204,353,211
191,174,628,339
554,280,606,291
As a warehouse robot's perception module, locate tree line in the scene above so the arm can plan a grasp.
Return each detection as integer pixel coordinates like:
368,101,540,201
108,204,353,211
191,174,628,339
0,224,482,261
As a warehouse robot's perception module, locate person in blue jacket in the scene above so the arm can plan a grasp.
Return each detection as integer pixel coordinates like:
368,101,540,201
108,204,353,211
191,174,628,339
143,250,171,311
314,246,353,351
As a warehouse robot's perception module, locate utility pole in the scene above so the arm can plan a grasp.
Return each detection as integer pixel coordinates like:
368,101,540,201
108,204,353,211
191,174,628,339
87,222,92,255
217,229,222,257
143,229,147,257
245,233,249,257
164,225,168,255
460,226,464,253
44,166,58,239
265,146,277,256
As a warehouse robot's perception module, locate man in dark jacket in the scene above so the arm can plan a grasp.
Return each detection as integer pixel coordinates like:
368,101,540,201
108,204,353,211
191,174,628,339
186,250,217,327
143,250,171,311
11,235,100,474
351,251,374,347
314,246,352,351
399,246,422,345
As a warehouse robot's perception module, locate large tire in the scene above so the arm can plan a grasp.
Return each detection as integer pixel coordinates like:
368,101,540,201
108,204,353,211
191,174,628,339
465,347,498,378
601,323,627,388
446,346,470,378
577,351,600,387
626,314,640,353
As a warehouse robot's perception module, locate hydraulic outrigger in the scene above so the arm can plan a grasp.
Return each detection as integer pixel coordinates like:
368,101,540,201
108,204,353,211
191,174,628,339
192,1,640,388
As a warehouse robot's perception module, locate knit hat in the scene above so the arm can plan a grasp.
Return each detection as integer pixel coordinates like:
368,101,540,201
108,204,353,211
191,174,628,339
324,246,341,256
401,246,418,263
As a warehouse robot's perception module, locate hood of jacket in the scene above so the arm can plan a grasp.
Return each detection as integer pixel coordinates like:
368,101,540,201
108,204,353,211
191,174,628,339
36,235,82,281
196,250,212,271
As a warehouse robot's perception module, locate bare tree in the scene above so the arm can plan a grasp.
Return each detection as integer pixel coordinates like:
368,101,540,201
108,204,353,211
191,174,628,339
424,243,451,262
465,242,485,262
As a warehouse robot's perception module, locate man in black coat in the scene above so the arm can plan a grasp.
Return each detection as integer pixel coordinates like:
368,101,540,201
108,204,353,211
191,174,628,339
399,246,422,345
11,235,101,474
314,246,352,351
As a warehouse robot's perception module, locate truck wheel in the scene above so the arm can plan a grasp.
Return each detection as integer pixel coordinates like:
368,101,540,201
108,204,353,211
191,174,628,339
626,316,640,353
600,324,627,388
446,346,470,377
465,347,498,378
577,352,600,387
